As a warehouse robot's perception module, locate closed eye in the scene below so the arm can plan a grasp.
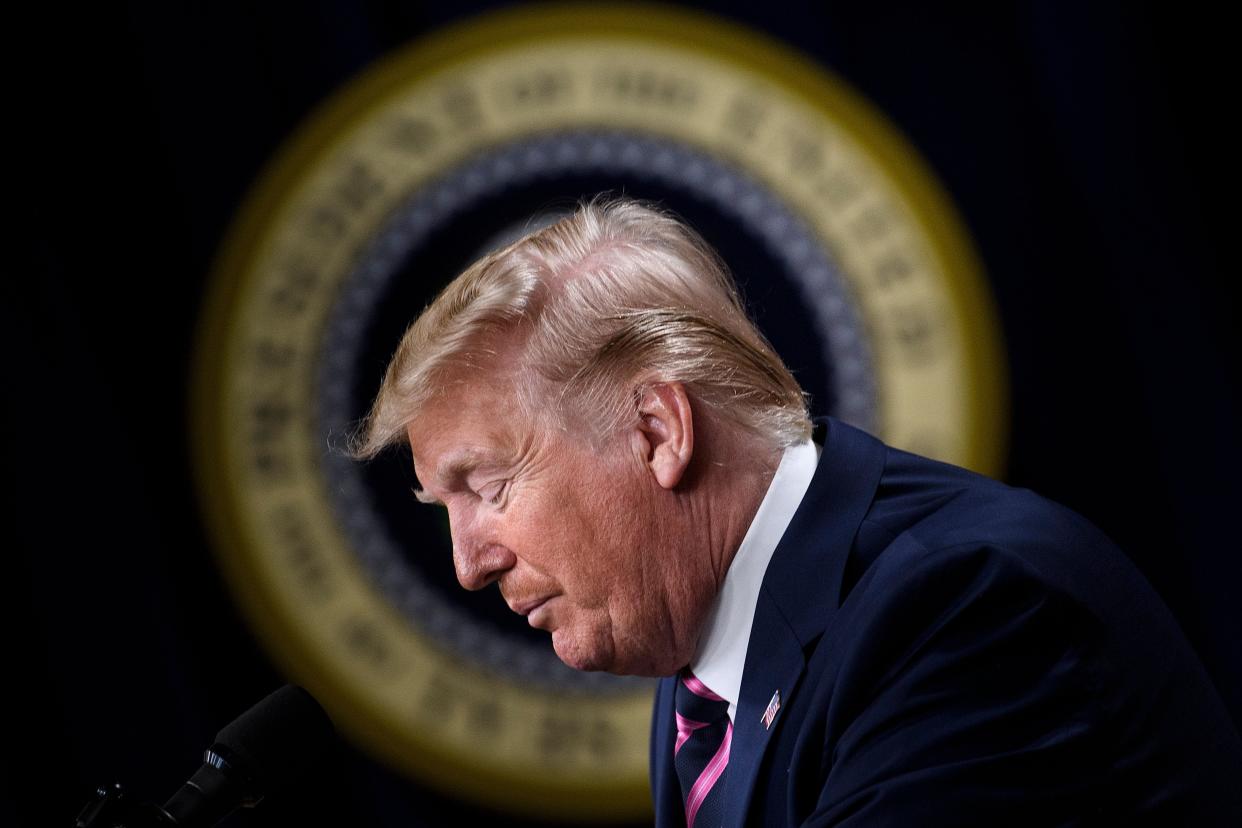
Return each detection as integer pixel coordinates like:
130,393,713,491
479,480,508,506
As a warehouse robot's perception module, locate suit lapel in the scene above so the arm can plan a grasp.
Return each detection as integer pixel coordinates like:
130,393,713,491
650,677,683,826
722,418,887,826
722,588,807,827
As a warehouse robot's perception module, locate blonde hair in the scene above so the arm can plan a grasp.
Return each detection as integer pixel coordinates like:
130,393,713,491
351,197,811,459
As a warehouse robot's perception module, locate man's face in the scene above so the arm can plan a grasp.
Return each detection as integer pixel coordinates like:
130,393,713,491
406,381,709,676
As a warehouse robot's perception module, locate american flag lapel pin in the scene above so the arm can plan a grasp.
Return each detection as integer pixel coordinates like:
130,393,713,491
761,689,781,730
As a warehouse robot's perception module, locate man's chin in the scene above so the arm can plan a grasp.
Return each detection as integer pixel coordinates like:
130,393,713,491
550,631,676,677
551,629,613,673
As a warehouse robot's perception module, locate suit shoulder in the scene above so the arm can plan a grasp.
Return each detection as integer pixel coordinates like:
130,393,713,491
858,445,1121,586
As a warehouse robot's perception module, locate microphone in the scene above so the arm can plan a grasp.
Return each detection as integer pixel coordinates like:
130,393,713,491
76,684,336,827
162,684,335,827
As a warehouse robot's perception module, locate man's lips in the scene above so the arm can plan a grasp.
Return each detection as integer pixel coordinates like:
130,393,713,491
509,595,554,617
509,595,560,630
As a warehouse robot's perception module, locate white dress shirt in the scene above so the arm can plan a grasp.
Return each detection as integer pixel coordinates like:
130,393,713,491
688,439,820,721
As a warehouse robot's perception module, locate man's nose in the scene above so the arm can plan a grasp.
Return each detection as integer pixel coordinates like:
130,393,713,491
452,540,517,590
445,501,518,589
446,507,516,590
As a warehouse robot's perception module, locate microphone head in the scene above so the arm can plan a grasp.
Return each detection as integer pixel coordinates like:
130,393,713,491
212,684,335,794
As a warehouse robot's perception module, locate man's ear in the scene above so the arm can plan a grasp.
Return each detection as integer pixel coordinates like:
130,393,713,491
634,382,694,490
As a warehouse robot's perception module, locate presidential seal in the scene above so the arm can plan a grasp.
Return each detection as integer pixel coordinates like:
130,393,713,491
192,5,1006,821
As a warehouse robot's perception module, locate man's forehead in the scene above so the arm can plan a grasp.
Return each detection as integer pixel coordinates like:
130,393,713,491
407,409,524,483
417,445,492,482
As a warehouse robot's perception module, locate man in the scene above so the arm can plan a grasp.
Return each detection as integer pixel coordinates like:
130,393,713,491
353,198,1242,825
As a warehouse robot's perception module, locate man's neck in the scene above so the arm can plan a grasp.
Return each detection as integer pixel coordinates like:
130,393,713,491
698,435,783,595
688,437,821,717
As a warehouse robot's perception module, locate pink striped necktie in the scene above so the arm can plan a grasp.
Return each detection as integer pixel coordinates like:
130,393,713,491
673,670,732,828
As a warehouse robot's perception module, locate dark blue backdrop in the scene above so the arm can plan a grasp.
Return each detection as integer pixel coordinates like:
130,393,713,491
11,2,1238,826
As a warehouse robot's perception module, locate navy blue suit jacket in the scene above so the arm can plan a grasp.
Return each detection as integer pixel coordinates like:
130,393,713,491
650,419,1242,826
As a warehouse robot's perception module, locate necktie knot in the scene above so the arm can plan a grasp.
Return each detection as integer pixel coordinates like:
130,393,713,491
673,670,731,828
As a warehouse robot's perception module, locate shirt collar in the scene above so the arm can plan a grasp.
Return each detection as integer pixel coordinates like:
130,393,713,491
688,438,819,720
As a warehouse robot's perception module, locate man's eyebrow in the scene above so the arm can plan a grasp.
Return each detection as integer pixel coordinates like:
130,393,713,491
411,448,499,505
435,449,492,488
412,487,442,506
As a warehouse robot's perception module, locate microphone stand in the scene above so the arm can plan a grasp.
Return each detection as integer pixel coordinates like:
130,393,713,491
73,684,330,827
74,782,175,827
75,742,261,827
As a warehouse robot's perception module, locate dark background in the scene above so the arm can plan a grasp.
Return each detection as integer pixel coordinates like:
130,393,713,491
10,2,1238,826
